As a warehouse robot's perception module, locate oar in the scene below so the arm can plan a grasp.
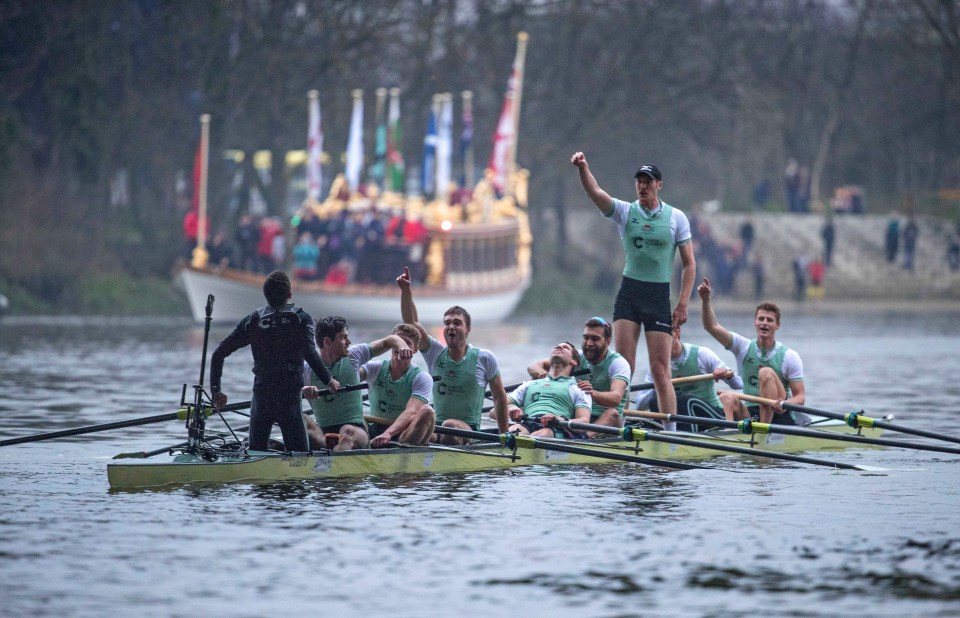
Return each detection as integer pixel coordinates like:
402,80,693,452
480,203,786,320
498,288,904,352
0,410,209,448
733,392,960,446
555,418,886,471
0,383,357,448
629,372,723,393
429,424,708,470
625,410,960,456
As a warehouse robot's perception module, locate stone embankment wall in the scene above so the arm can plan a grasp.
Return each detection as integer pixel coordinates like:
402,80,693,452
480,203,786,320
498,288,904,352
700,213,959,302
568,210,959,304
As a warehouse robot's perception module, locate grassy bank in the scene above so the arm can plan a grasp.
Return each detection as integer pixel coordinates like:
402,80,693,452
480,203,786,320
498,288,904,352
0,274,189,316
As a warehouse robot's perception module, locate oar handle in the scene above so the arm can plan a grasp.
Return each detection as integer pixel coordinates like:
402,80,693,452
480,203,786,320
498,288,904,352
364,415,394,427
220,382,372,413
624,410,670,420
0,412,181,447
630,372,724,393
733,392,776,406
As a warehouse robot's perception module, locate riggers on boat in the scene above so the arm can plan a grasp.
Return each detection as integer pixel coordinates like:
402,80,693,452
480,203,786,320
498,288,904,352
106,418,885,491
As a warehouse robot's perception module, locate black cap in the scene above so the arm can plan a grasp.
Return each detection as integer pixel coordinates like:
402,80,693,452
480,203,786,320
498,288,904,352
634,164,662,181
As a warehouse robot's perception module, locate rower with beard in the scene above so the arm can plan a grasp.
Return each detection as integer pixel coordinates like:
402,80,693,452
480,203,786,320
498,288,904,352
397,267,510,445
301,316,414,450
698,277,805,424
507,342,592,438
525,316,630,435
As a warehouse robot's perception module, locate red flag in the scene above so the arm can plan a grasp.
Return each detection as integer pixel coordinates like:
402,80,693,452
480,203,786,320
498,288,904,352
487,69,515,193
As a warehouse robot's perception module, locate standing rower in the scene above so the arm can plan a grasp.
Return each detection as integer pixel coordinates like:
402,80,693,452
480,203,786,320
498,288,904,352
570,152,696,432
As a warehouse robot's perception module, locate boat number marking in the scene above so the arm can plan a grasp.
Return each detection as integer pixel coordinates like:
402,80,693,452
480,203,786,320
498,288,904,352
312,456,333,472
766,434,785,445
289,456,309,468
423,453,435,468
543,450,568,461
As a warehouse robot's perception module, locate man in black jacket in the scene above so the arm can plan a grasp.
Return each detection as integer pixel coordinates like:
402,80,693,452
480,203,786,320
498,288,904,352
210,270,339,451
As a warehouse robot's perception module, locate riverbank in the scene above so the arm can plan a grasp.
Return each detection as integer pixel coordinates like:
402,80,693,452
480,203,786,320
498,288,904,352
0,274,188,316
2,212,956,317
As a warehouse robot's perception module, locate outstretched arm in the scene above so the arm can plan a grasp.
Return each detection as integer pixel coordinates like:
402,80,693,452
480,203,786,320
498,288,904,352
397,266,430,352
698,277,733,348
570,151,613,215
368,334,412,359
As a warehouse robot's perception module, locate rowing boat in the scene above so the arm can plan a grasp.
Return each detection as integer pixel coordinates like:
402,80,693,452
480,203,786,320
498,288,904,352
107,418,885,490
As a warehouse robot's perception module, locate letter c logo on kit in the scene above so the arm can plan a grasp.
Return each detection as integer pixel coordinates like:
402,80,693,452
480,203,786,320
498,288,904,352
633,237,644,249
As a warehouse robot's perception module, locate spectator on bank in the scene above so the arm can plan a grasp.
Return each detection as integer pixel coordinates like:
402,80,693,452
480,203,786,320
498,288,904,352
324,257,355,285
902,217,919,271
752,253,765,302
208,230,233,268
885,213,900,263
739,218,755,266
404,213,428,283
797,166,811,213
807,259,825,301
257,217,283,273
948,224,960,272
293,232,320,280
821,217,835,267
792,254,808,301
784,160,800,213
235,214,260,271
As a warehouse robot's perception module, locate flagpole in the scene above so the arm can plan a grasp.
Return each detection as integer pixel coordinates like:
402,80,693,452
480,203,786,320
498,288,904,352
191,113,211,269
507,32,528,196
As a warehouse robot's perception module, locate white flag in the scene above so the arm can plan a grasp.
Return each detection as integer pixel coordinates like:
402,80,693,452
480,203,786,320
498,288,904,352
306,91,323,201
345,89,364,194
435,94,453,202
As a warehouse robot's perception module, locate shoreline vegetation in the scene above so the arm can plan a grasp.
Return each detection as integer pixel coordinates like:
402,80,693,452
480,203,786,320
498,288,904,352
1,265,956,320
2,214,957,318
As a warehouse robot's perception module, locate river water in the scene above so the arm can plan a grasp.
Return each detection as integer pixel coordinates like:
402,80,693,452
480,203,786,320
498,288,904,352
1,309,959,617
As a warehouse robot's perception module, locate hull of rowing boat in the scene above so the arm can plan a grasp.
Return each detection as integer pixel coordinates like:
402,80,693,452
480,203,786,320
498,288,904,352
179,263,531,324
107,422,885,491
